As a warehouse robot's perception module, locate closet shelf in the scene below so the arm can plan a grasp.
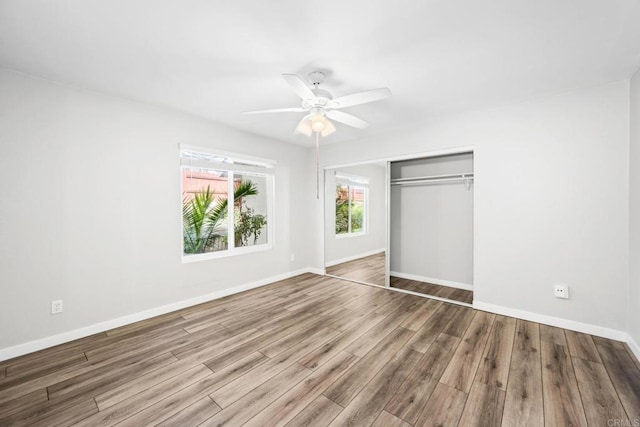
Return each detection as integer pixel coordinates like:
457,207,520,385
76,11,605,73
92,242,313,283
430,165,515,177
390,172,474,186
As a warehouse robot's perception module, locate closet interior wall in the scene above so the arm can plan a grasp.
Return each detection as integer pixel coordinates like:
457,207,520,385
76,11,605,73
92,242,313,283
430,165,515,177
390,153,474,289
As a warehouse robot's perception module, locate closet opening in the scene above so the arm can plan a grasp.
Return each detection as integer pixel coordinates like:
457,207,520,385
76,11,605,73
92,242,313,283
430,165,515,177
389,152,474,304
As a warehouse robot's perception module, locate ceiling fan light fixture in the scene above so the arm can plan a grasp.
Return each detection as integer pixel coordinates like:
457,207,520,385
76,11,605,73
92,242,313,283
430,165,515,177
295,117,313,136
321,119,336,137
310,113,326,132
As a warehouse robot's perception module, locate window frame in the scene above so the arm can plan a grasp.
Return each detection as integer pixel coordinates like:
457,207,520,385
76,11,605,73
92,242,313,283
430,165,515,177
180,145,275,263
334,173,369,239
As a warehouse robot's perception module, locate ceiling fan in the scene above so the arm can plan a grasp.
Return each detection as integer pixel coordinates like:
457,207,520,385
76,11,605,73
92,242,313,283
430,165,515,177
243,71,391,137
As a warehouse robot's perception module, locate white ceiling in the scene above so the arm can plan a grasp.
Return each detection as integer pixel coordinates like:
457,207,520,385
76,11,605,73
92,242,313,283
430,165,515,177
1,0,640,146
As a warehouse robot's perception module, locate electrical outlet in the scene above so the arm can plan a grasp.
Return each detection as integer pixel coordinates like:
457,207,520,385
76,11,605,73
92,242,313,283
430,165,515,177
51,300,63,314
554,285,569,299
290,253,295,262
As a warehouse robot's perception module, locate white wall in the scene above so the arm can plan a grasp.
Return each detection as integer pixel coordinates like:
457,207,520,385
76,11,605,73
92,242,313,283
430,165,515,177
324,163,386,265
314,80,630,332
629,69,640,349
0,69,311,353
2,68,635,357
390,154,473,286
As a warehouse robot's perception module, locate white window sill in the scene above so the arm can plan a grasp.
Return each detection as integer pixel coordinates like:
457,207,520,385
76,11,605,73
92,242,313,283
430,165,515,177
182,243,272,263
335,232,366,239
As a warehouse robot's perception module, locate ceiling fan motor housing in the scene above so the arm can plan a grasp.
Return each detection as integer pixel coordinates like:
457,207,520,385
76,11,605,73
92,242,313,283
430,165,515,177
308,70,326,86
302,89,332,110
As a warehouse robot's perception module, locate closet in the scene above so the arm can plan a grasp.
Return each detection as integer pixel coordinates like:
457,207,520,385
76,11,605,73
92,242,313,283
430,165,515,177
389,152,474,304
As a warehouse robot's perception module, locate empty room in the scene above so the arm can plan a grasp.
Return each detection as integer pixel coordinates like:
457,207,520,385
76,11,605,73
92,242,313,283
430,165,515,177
1,1,640,426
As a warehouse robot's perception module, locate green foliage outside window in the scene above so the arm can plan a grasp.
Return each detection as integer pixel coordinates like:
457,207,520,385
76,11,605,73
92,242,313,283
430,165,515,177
183,180,266,254
350,204,364,232
335,184,365,235
336,185,349,234
234,201,268,247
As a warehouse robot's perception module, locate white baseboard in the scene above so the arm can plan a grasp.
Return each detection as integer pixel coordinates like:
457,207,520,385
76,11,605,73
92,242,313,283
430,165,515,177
390,271,473,291
325,248,385,267
473,301,628,342
388,285,473,308
5,271,637,365
627,334,640,363
0,268,320,362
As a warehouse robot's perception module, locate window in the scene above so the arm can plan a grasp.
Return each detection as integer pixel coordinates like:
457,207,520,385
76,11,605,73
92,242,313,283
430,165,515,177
180,145,274,262
335,173,368,237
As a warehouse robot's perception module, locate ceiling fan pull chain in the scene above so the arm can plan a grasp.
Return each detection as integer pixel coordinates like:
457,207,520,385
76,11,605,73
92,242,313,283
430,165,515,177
316,132,320,199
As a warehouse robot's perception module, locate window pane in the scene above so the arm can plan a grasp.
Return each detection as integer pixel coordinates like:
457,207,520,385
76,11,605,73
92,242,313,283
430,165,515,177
335,184,349,234
182,168,229,254
234,174,268,247
350,187,365,233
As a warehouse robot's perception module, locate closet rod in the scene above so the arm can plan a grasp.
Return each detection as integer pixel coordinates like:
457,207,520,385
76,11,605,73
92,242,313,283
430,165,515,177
390,172,474,186
390,177,474,186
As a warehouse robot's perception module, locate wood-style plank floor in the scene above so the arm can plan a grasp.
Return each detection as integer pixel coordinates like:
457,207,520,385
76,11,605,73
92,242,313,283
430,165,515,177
1,274,639,426
326,252,386,286
390,276,474,305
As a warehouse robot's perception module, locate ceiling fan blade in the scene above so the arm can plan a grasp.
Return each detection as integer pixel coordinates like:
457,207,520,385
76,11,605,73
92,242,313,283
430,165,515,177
329,88,391,109
326,110,369,129
243,107,306,114
282,74,316,100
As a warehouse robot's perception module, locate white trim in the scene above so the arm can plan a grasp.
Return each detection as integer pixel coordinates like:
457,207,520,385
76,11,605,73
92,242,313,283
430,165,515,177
180,143,276,168
473,301,628,341
181,160,273,176
324,145,475,170
12,270,632,364
182,243,272,263
335,231,366,240
325,274,387,289
325,274,472,308
390,271,473,291
325,248,386,267
385,161,390,288
227,169,235,250
0,268,317,362
627,334,640,363
388,285,473,308
335,172,369,186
